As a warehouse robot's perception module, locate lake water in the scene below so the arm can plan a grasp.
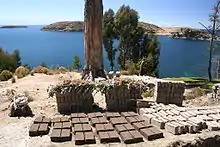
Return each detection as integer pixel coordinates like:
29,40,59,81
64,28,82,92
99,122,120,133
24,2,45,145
0,25,218,78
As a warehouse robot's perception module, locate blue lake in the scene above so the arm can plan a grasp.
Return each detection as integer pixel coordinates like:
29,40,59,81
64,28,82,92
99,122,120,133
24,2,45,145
0,25,218,78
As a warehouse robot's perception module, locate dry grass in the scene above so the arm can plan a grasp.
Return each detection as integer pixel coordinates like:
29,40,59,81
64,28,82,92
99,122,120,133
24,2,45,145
31,66,49,74
15,66,30,79
185,87,206,100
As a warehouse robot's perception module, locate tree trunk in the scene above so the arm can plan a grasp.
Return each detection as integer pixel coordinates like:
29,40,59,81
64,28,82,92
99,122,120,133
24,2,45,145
82,0,106,80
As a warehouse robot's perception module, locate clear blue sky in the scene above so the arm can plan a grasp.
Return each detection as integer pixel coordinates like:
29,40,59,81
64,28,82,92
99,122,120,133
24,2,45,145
0,0,216,28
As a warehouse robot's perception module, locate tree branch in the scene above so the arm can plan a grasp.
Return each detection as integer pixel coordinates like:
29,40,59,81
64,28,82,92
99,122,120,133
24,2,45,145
198,22,212,34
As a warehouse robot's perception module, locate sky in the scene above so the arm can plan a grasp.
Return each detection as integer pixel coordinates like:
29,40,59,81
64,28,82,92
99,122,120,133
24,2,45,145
0,0,217,28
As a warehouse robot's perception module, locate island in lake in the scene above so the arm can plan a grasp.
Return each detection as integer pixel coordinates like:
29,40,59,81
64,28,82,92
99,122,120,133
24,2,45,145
41,21,214,40
0,25,28,29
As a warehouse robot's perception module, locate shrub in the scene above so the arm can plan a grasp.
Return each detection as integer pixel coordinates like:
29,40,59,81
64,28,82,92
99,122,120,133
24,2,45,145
11,76,16,83
119,70,130,75
57,66,68,74
15,66,30,79
185,87,206,100
142,89,154,98
31,66,49,74
125,60,139,75
0,70,13,81
30,72,34,76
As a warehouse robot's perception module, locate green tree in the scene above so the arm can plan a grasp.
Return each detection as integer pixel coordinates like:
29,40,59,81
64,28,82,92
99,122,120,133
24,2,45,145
72,55,82,71
103,9,117,70
199,0,220,81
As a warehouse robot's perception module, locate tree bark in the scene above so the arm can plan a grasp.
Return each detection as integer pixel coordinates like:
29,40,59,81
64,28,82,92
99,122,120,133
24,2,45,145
82,0,106,80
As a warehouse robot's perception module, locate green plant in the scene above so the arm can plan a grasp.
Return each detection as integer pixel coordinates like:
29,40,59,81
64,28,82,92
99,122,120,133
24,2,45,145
15,66,30,79
125,60,138,75
142,89,154,98
72,56,82,71
40,62,47,68
0,70,13,81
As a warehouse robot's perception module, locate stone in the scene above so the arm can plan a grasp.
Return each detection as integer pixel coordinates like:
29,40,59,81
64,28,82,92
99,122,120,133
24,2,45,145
50,129,61,142
29,123,40,136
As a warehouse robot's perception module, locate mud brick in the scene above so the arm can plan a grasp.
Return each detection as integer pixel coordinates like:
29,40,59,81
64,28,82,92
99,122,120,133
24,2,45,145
94,112,103,117
176,115,187,121
42,117,51,124
61,116,69,122
149,127,163,139
84,131,95,144
188,117,204,129
121,112,131,117
126,117,138,124
199,115,213,121
78,113,87,118
124,123,135,131
50,129,61,142
34,116,43,123
96,124,105,132
134,116,145,122
82,124,92,132
112,112,121,117
104,123,114,131
206,121,220,131
74,124,83,132
62,122,71,129
29,123,40,136
133,122,152,130
53,122,62,129
108,131,120,143
209,114,220,121
70,113,78,118
129,111,138,117
110,117,119,125
118,117,128,124
99,117,108,124
165,122,179,135
115,124,127,133
52,117,61,123
129,130,144,143
38,123,49,135
79,118,89,124
120,131,133,144
171,121,185,134
140,127,163,140
143,113,156,124
87,113,96,119
72,118,80,124
75,132,85,145
60,129,71,142
99,131,110,143
151,117,166,129
90,117,99,126
106,112,114,119
187,121,200,133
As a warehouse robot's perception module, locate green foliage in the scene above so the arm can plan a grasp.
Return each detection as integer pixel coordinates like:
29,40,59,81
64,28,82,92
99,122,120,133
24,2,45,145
71,55,82,71
0,70,13,81
125,60,138,75
103,9,117,70
0,48,21,72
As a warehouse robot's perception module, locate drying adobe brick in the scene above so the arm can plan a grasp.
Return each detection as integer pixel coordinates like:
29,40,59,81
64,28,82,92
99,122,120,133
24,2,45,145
38,123,49,135
110,117,127,126
72,118,80,124
84,131,96,144
124,123,135,131
105,112,121,120
140,127,163,141
94,112,103,117
70,113,78,118
34,116,43,123
82,124,92,132
60,129,72,142
115,124,127,133
75,132,85,145
61,116,69,122
78,113,87,118
96,124,105,132
104,124,114,131
90,117,99,126
51,117,61,124
132,122,152,131
53,122,62,129
107,131,120,143
29,123,40,136
50,129,61,142
79,118,89,124
126,116,145,124
74,124,83,133
129,130,144,143
87,113,96,119
98,131,109,143
62,122,71,129
120,131,134,144
42,117,51,125
99,117,108,124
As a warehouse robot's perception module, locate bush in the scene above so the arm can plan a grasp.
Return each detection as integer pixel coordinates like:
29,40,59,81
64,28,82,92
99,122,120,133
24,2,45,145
125,60,139,75
119,70,130,75
57,66,68,74
142,89,154,98
0,70,13,81
31,66,49,74
185,87,206,100
15,66,30,79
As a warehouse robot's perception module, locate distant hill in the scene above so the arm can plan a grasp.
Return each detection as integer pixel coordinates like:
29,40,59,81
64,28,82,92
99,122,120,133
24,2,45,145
41,21,165,34
0,25,28,29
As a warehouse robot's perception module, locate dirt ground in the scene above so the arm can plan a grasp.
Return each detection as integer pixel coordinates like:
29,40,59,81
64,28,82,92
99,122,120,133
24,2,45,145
0,73,219,147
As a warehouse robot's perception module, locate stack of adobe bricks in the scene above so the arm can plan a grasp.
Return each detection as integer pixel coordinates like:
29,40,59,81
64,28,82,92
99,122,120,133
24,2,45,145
154,81,185,106
55,83,94,114
29,116,51,136
105,86,142,112
140,103,220,135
